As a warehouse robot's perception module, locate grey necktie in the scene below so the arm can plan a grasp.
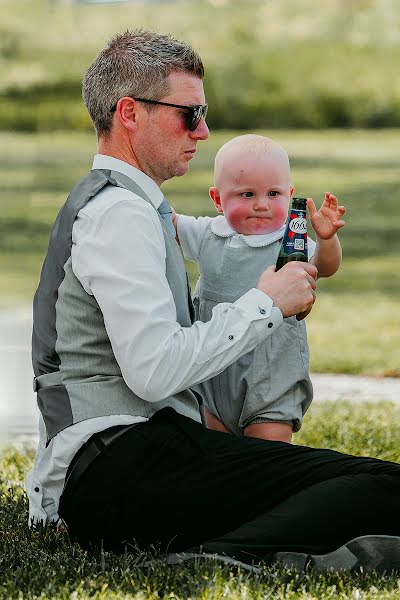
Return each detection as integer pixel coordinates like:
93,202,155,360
158,196,194,322
158,197,175,237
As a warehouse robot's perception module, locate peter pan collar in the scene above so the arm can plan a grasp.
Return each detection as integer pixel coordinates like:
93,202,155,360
210,216,286,248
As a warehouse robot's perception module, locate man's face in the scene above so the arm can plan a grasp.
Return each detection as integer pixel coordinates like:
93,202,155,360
134,72,209,185
211,154,293,235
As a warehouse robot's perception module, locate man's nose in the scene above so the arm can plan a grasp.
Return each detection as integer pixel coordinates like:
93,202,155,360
191,117,209,140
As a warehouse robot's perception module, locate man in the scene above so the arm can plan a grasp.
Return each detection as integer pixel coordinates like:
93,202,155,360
27,29,400,574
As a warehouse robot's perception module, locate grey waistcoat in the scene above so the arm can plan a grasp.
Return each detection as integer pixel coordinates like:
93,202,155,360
32,168,201,442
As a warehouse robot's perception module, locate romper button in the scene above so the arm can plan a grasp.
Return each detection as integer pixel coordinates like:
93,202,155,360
34,487,40,493
229,335,234,340
268,322,273,328
259,308,266,315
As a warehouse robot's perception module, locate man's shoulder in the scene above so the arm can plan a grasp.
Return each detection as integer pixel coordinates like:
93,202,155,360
79,184,156,222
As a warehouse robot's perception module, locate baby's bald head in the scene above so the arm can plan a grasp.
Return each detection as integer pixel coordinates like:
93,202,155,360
214,134,291,187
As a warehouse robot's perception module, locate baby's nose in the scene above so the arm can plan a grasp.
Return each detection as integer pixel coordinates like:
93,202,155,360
255,196,270,209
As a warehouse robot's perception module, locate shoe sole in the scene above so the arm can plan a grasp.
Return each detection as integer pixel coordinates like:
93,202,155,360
273,535,400,575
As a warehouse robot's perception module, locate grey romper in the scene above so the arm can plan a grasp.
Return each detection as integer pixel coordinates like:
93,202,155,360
179,215,316,435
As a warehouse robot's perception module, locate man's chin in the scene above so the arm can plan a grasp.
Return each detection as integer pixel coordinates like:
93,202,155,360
173,163,190,178
161,163,189,182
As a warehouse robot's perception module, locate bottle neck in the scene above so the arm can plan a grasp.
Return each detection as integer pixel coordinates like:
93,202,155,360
291,197,307,211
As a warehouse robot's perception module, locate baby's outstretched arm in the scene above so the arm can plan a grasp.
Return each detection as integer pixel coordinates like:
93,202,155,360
308,192,346,278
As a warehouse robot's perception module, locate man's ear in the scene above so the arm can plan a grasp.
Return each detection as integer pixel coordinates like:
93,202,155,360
290,185,294,198
209,187,223,213
114,97,140,133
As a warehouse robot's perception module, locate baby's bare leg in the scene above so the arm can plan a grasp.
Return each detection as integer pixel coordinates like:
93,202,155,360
244,422,293,443
204,408,231,433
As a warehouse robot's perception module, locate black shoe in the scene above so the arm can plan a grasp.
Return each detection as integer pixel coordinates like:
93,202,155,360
273,535,400,575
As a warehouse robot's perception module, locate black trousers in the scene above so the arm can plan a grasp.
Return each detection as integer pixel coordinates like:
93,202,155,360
59,407,400,562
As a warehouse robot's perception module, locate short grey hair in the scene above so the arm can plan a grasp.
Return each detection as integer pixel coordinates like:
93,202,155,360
82,29,204,136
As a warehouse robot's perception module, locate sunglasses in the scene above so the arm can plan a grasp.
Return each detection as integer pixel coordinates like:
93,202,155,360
111,97,208,132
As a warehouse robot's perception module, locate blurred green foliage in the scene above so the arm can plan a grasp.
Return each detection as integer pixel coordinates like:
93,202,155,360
0,0,400,131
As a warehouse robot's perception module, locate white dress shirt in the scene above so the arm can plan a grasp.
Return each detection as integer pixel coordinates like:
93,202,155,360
26,154,283,525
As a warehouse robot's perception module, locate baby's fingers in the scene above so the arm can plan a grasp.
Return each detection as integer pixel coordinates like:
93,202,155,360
324,192,337,204
333,219,346,229
306,197,317,216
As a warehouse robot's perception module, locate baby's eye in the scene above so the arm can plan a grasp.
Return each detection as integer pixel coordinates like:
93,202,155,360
241,192,253,198
268,191,279,197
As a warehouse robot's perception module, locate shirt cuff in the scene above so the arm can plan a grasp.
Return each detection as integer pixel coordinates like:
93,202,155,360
234,288,283,334
234,288,272,319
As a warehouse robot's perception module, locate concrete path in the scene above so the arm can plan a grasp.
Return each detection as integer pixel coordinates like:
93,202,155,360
1,308,399,447
311,373,400,404
0,308,39,446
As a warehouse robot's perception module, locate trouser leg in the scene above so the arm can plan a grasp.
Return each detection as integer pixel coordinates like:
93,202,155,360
203,472,400,562
59,408,400,555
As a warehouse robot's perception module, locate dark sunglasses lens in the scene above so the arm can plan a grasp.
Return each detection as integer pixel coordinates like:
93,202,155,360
188,106,207,131
187,108,199,131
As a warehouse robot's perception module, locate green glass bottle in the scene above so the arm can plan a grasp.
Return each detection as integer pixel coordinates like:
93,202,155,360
276,197,308,271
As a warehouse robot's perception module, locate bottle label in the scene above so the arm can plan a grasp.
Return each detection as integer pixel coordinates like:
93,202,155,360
289,217,307,234
279,208,308,259
294,239,305,250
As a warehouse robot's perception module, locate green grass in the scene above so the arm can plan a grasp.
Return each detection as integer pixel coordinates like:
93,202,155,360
1,128,398,375
1,401,400,599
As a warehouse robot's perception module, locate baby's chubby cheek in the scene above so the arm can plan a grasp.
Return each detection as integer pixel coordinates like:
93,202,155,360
225,205,249,231
273,204,289,228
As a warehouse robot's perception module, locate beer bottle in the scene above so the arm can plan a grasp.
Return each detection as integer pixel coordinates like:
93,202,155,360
276,197,308,271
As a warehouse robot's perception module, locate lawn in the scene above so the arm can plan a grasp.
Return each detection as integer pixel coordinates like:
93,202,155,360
1,129,399,375
1,400,400,599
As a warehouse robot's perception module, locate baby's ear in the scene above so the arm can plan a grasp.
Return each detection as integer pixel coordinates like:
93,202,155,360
209,187,223,213
290,185,294,198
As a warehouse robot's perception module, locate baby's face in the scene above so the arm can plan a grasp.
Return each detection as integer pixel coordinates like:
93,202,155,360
211,154,293,235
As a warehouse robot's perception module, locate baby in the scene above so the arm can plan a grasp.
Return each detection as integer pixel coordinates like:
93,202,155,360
173,134,345,443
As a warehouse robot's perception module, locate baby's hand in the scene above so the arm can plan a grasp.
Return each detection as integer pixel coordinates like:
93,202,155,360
307,193,346,240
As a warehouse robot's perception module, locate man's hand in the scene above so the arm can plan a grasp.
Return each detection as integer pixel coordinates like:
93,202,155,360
307,193,346,240
257,262,318,318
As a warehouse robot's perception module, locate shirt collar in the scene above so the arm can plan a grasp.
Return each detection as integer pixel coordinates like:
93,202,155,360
210,216,286,247
92,154,164,210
